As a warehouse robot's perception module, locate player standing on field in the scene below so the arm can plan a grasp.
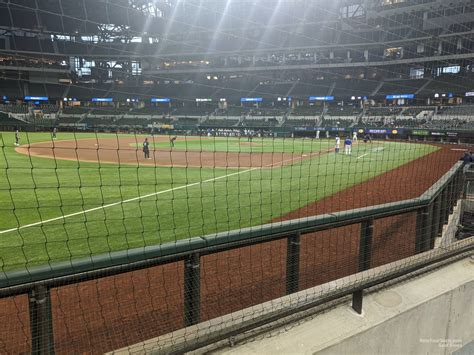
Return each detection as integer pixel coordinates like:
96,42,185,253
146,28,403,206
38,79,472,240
52,127,57,140
170,136,177,148
143,137,150,159
14,129,20,146
352,131,357,141
345,136,352,155
335,135,340,153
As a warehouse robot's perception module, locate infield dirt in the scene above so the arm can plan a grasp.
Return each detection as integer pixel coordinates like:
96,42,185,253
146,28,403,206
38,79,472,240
16,137,326,168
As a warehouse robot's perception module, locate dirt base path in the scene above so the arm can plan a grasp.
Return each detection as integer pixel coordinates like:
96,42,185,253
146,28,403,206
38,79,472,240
0,144,468,354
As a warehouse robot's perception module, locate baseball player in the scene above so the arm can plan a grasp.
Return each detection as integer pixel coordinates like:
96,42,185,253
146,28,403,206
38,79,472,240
170,136,177,148
248,131,254,142
344,136,352,155
352,131,358,141
14,129,20,146
143,137,150,159
52,127,57,140
335,135,341,153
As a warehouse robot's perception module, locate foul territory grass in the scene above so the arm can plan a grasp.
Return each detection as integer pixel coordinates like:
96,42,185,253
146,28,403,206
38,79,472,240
0,132,437,270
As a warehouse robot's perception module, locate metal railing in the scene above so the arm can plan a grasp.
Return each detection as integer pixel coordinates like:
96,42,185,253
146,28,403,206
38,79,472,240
0,161,472,354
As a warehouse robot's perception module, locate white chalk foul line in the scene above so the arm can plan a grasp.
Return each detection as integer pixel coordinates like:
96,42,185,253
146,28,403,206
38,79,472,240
0,150,321,235
357,153,369,159
0,167,260,235
357,146,385,160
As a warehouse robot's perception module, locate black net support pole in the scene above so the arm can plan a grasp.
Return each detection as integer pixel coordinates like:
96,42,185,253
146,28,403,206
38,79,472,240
430,196,442,249
416,204,433,254
423,203,434,252
29,285,54,355
448,179,455,214
460,169,467,199
453,171,461,201
184,252,201,327
358,219,374,272
457,169,465,200
352,289,363,315
352,219,374,314
286,232,301,295
441,186,449,226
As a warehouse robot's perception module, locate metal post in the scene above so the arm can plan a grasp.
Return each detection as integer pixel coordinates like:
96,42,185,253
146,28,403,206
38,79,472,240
448,180,455,214
358,219,373,272
29,285,54,355
430,197,442,248
457,171,465,200
423,204,433,252
461,171,467,199
286,233,301,295
415,204,433,253
184,253,200,327
453,172,460,201
352,289,363,314
415,208,425,254
352,219,373,314
441,187,449,225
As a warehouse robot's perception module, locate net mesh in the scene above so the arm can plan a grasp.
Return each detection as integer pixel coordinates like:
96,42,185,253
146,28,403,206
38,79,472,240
0,0,474,353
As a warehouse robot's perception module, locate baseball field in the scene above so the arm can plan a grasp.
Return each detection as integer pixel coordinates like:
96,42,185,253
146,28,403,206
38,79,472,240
0,131,438,271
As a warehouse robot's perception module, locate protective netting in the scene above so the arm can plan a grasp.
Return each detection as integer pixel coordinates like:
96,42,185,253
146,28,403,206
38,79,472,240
0,129,472,353
0,130,461,268
1,0,474,353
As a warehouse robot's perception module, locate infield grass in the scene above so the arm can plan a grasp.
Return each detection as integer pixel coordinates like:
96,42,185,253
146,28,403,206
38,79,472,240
0,132,437,270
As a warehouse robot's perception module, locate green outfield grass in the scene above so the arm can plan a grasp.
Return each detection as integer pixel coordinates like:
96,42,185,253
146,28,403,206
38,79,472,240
0,132,438,271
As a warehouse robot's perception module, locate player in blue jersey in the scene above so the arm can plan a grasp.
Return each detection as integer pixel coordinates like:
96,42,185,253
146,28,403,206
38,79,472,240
344,136,352,155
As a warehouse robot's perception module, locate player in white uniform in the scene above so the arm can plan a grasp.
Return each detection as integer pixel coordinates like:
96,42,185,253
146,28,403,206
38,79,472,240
352,131,358,141
335,135,341,153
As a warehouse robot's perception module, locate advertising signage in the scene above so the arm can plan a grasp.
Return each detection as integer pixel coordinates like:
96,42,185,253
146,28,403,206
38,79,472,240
411,130,430,136
386,94,415,100
465,92,474,97
428,131,458,137
91,98,113,102
365,129,400,135
24,96,48,101
434,93,453,98
308,96,334,101
151,98,171,103
240,97,263,102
